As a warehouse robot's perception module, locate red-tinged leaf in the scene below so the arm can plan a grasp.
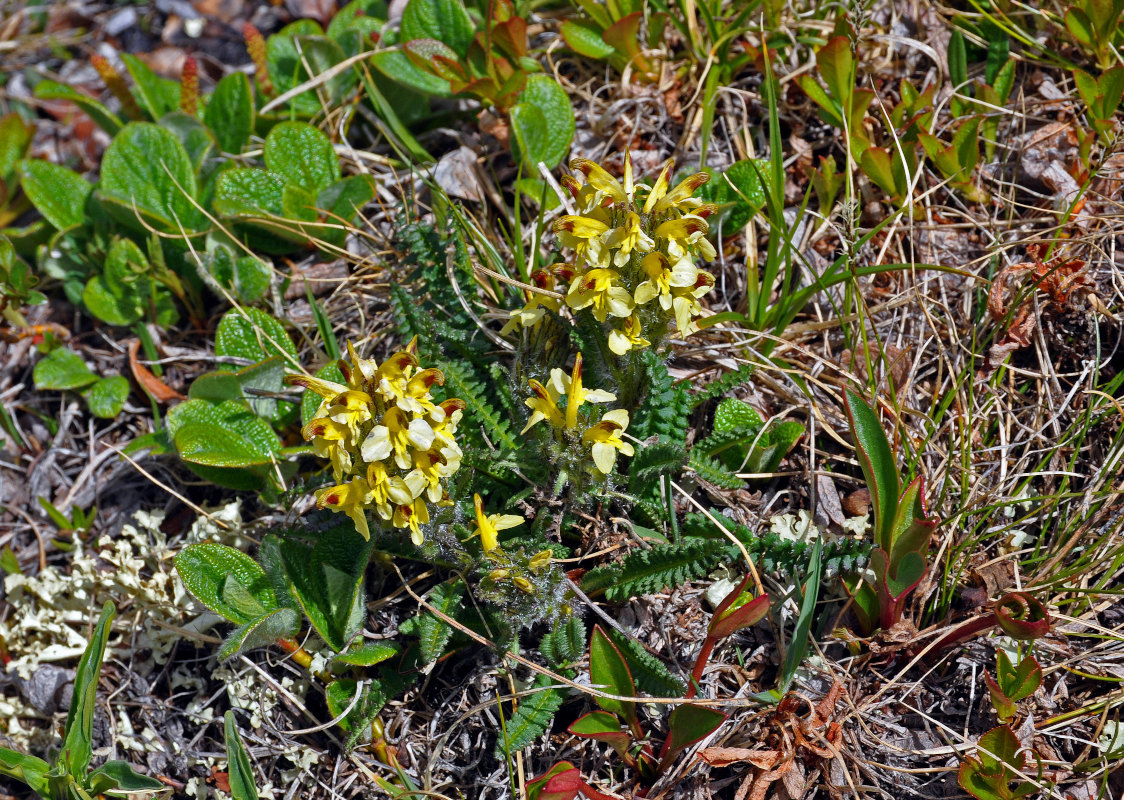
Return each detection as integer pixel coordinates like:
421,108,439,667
129,338,183,404
602,12,643,59
976,725,1025,773
996,650,1042,703
994,593,1050,641
590,625,637,725
403,39,463,81
568,711,630,758
528,762,621,800
709,573,770,639
698,747,781,769
984,672,1016,722
817,36,853,103
664,704,726,761
889,476,937,564
528,762,581,800
491,17,527,60
844,390,900,553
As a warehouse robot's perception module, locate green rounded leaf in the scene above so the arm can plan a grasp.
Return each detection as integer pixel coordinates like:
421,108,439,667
167,398,282,467
99,122,205,233
175,542,277,624
400,0,474,57
509,74,574,171
81,375,130,418
16,159,92,232
205,72,255,154
560,19,615,59
215,306,298,365
264,121,341,195
33,347,96,391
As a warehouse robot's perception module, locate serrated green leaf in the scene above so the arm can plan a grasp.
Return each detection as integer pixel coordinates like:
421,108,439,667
99,122,204,233
33,348,97,391
606,628,685,696
400,579,465,663
278,527,372,652
497,675,565,758
15,159,91,232
80,375,129,418
540,616,586,669
175,542,278,624
215,307,298,365
206,72,255,154
263,122,340,195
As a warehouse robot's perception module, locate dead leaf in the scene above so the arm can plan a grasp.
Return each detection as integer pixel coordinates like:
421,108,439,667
129,339,184,404
698,747,782,769
433,146,485,202
841,488,870,518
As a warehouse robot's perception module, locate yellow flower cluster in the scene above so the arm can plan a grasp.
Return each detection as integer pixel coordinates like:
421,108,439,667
504,153,717,353
287,341,464,545
523,353,635,474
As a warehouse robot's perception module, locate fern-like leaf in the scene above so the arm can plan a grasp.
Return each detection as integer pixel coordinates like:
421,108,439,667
681,513,871,576
581,539,728,601
606,629,686,697
496,675,565,758
629,439,688,496
540,616,587,670
688,450,746,490
438,359,517,452
632,351,690,444
690,363,757,409
399,579,465,664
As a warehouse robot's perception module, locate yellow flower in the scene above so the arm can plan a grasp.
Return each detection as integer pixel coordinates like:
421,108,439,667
393,497,430,546
500,270,562,335
568,157,629,205
550,353,616,430
522,378,564,433
607,314,652,355
470,493,524,552
641,159,675,214
374,350,419,403
528,549,552,572
405,448,447,503
316,478,374,540
301,417,353,481
648,170,710,216
513,576,535,594
583,409,635,474
362,407,435,470
633,252,700,311
565,268,634,322
367,461,413,520
553,215,610,269
671,270,716,335
324,389,374,441
602,212,654,268
339,340,379,389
